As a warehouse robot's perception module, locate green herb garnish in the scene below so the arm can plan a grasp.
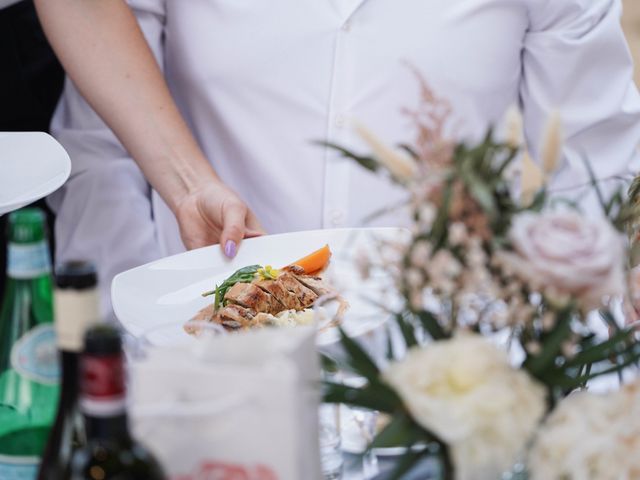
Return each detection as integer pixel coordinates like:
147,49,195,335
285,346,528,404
202,265,261,311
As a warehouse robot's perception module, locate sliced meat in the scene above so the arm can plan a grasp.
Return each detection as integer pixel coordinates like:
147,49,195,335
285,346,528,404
224,282,280,314
293,275,332,297
255,279,303,311
217,304,256,329
277,272,318,309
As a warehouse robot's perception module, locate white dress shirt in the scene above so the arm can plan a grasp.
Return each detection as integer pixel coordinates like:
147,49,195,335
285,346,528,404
48,0,640,315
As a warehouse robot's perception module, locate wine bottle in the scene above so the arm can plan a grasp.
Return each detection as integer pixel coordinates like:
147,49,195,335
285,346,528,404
71,325,166,480
0,208,58,479
38,261,101,480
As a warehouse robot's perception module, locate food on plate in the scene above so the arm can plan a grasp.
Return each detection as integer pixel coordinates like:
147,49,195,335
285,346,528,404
187,245,348,333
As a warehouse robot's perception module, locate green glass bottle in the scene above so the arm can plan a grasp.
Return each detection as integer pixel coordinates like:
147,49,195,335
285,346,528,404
0,208,59,478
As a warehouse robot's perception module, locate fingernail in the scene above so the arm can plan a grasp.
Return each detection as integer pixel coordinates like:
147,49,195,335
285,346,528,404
224,240,237,258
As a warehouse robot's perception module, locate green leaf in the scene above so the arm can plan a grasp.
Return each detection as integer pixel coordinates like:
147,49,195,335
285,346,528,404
551,350,640,389
460,168,497,218
384,449,425,480
524,307,573,376
338,327,380,383
494,147,519,177
397,143,419,160
415,310,448,341
386,326,395,361
320,353,339,374
429,178,455,250
322,381,401,414
317,141,380,173
564,329,634,368
581,154,608,215
371,414,423,449
395,314,418,348
204,264,262,310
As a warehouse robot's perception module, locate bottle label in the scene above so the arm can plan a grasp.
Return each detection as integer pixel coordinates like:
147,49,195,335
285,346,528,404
7,242,51,279
10,325,60,385
0,454,39,480
80,354,126,417
55,289,100,351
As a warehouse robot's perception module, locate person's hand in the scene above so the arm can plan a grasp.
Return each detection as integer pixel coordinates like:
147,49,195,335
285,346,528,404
174,180,264,258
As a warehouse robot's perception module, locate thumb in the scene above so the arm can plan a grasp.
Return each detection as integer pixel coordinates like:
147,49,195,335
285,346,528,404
220,203,247,259
245,210,266,238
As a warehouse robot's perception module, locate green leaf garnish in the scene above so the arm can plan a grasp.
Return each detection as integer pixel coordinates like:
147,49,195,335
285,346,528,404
202,265,261,311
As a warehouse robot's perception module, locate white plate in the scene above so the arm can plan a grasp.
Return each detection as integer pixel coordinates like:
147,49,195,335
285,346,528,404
112,228,407,346
0,132,71,216
0,132,71,215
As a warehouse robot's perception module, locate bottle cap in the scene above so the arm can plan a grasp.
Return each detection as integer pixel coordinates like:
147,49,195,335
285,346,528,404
55,261,98,290
84,324,123,356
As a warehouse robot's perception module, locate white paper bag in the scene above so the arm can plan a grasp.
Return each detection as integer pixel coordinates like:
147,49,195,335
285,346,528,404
128,326,322,480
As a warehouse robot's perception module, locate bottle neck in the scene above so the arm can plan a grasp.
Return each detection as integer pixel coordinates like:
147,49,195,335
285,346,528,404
80,351,131,442
58,350,80,407
84,413,131,443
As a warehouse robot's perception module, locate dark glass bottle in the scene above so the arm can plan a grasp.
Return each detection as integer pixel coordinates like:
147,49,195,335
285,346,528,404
38,261,101,479
70,325,166,480
0,208,57,478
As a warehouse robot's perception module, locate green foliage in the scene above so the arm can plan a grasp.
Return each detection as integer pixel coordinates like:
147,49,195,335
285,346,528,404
201,265,261,310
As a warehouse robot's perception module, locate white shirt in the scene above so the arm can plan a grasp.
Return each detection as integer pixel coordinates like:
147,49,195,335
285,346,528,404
49,0,640,314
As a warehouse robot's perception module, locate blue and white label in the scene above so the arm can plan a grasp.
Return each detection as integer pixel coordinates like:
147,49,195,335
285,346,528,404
10,325,59,385
0,454,39,480
7,242,51,279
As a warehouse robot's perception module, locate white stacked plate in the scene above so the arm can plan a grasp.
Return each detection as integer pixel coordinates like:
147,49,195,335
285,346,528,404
0,132,71,215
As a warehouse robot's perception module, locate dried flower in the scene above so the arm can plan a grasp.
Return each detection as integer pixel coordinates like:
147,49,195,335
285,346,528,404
448,222,468,247
520,152,544,206
410,240,432,268
540,112,563,177
354,122,417,182
504,105,524,149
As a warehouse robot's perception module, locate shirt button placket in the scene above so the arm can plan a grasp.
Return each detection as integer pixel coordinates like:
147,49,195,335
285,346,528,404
323,19,354,229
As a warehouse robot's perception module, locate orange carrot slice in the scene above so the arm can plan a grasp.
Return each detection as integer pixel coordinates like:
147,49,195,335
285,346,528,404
287,244,332,275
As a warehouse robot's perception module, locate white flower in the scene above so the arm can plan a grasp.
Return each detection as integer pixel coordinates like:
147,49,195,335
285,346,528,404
530,381,640,480
383,334,546,480
503,211,626,310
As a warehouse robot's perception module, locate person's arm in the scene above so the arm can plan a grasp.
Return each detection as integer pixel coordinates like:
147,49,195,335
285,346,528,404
521,0,640,202
34,0,262,257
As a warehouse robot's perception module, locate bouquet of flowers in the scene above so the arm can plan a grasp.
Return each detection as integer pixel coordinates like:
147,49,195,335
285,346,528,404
322,75,640,479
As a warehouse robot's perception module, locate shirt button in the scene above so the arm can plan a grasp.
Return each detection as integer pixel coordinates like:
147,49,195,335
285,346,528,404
342,21,352,32
330,210,345,226
334,114,345,128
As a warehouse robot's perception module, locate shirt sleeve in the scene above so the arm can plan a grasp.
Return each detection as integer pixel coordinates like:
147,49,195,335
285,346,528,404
521,0,640,199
